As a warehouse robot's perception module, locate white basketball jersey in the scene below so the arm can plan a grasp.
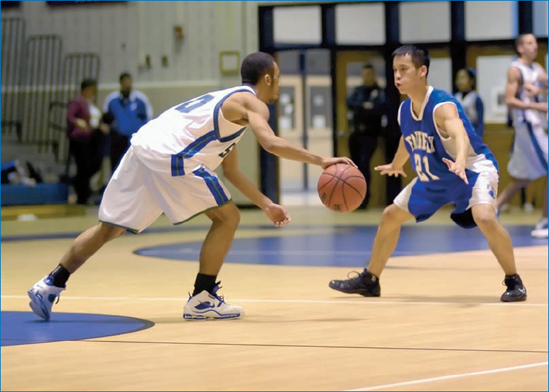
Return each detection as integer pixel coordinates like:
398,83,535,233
510,60,547,129
455,90,480,124
131,86,256,172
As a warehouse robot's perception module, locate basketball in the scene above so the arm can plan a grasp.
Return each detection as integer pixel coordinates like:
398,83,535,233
317,164,366,212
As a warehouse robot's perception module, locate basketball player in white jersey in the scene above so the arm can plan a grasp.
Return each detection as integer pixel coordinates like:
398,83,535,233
28,52,353,321
496,34,549,238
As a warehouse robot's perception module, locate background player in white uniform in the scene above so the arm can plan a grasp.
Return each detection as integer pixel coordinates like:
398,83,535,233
28,52,353,321
496,34,549,239
329,46,527,302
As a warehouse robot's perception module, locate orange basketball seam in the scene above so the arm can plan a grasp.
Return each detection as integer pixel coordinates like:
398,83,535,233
326,164,354,211
340,165,354,177
343,176,366,182
326,179,340,207
317,174,337,192
343,181,364,198
341,180,349,212
326,171,345,207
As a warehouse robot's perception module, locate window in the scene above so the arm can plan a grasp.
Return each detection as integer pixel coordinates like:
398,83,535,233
335,3,385,45
533,1,548,37
400,2,451,43
465,1,517,41
274,6,321,44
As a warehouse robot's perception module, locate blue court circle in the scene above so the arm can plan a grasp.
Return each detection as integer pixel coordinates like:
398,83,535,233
1,311,154,347
134,225,546,267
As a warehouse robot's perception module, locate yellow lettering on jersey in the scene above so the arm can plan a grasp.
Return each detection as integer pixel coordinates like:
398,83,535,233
413,153,440,182
405,131,435,153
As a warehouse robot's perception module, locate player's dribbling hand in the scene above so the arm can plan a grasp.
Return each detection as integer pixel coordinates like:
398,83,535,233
442,157,469,184
321,157,356,169
264,203,291,227
374,163,407,177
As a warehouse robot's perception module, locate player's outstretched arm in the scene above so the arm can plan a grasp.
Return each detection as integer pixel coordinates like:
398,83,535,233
435,103,469,184
221,146,290,227
375,136,408,177
244,97,354,169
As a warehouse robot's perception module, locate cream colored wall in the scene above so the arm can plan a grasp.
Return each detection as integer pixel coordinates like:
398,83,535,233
2,2,259,85
3,1,261,205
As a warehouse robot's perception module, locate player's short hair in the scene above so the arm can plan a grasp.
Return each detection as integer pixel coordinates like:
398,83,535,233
241,52,276,85
362,64,375,71
119,72,132,83
80,78,97,92
392,45,430,76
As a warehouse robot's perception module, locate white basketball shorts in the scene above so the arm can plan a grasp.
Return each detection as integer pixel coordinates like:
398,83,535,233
508,122,548,181
98,146,231,233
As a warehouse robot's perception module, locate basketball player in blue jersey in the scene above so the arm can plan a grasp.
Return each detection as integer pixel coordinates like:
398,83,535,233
496,34,548,239
28,52,354,321
330,45,527,302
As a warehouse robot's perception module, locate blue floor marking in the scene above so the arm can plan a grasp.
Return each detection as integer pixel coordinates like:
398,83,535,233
134,225,547,267
1,311,154,347
0,224,278,242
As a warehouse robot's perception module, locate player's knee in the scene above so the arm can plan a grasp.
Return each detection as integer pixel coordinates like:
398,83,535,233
210,203,240,229
473,212,497,231
381,205,403,224
226,207,241,229
99,223,126,241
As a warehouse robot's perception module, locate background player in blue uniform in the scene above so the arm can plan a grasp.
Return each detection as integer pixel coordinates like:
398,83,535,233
330,46,527,302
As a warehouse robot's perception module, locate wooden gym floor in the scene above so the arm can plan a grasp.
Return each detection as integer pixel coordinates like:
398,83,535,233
1,206,547,391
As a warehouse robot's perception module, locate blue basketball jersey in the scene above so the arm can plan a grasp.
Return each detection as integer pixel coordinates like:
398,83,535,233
399,87,498,189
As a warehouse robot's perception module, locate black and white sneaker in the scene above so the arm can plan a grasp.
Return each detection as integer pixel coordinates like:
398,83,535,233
500,274,527,302
329,270,381,297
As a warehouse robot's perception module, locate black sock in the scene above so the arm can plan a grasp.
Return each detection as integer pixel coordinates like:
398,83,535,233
50,264,70,288
193,273,217,296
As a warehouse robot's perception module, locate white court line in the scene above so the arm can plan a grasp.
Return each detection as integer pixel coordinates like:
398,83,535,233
140,248,427,256
140,249,372,255
346,361,548,391
1,295,547,308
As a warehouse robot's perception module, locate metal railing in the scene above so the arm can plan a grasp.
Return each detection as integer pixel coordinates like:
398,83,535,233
50,53,101,165
19,35,63,150
1,18,101,170
1,17,26,142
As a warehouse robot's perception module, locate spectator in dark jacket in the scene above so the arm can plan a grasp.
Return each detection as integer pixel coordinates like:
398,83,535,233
347,64,388,209
67,78,109,205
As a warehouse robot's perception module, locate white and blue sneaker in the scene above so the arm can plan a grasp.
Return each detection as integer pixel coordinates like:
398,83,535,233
28,275,65,321
183,284,244,320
